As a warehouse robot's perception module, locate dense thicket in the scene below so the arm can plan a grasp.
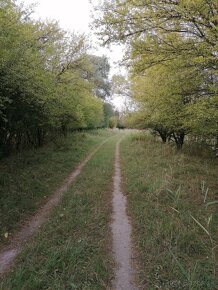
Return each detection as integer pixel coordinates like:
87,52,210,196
0,0,111,156
93,0,218,150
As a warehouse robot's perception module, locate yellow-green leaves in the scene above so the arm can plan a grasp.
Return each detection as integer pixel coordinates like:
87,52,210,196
93,0,218,148
0,1,110,156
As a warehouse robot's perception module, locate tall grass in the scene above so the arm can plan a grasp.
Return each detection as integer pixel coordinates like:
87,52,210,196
0,134,120,289
0,130,113,248
120,132,217,289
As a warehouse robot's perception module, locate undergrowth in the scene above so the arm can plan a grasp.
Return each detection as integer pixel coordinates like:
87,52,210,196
0,134,120,289
121,132,218,290
0,130,114,248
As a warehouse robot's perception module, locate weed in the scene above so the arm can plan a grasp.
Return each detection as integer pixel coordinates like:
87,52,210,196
0,130,111,248
120,132,218,289
0,134,121,289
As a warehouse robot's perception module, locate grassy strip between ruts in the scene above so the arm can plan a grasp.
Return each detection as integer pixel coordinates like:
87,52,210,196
120,132,218,290
0,129,115,248
0,134,122,290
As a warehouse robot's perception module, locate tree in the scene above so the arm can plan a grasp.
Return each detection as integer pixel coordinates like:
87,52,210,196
93,0,218,149
93,0,217,52
0,0,105,156
87,55,111,99
103,102,114,127
109,116,118,129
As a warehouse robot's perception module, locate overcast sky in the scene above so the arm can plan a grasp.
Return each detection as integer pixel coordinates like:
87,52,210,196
17,0,126,109
18,0,124,73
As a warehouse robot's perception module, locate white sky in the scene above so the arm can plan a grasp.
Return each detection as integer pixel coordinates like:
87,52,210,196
17,0,126,110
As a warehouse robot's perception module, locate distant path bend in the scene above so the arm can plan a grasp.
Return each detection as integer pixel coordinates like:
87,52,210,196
0,138,108,277
111,139,138,290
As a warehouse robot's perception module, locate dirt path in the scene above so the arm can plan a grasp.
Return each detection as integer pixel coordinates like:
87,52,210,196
111,140,138,290
0,139,108,276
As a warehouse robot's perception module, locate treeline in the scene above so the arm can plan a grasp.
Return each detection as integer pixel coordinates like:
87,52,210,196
94,0,218,150
0,0,113,157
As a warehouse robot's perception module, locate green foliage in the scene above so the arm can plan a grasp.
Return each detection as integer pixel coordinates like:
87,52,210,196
0,0,107,156
93,0,218,149
88,55,111,99
109,116,118,128
103,102,114,127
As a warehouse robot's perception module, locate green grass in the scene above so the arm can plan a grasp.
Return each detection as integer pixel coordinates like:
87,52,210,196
120,132,218,290
2,129,216,289
0,129,115,248
0,133,121,290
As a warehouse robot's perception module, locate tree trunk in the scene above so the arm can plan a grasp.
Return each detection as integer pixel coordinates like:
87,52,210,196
173,131,185,150
37,128,44,147
156,129,167,143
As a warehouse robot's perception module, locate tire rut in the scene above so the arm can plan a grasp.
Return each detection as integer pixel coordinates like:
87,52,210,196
0,139,108,277
111,140,138,290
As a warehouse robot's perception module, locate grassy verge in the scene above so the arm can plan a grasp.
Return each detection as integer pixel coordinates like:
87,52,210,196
120,132,218,290
0,129,114,248
0,134,121,290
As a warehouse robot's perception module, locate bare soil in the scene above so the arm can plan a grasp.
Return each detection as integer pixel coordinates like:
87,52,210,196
111,140,138,290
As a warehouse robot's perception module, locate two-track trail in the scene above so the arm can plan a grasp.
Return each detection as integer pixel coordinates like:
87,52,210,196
0,138,108,276
111,139,138,290
0,134,139,289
